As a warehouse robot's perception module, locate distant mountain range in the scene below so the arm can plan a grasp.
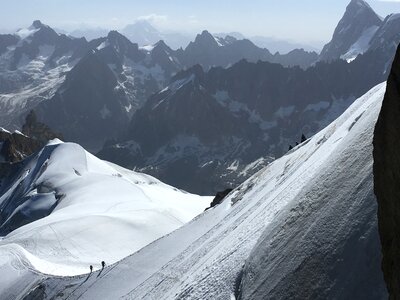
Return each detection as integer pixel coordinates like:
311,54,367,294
68,20,321,54
216,32,321,54
98,48,389,194
97,0,400,194
0,0,399,194
0,20,318,150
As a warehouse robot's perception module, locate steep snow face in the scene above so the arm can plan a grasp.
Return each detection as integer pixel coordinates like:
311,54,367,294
0,141,211,276
32,83,388,299
238,86,387,298
341,25,379,62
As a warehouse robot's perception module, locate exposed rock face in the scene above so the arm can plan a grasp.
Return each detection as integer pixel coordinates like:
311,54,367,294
0,34,19,55
35,53,130,150
0,111,61,164
0,130,41,163
373,45,400,298
22,110,62,144
369,13,400,60
207,188,233,209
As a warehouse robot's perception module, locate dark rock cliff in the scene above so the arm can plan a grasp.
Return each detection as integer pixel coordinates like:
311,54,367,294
373,45,400,298
0,111,61,164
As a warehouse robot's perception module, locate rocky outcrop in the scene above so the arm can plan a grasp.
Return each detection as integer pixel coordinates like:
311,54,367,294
373,45,400,298
207,188,233,209
0,111,61,163
22,110,62,144
0,130,41,163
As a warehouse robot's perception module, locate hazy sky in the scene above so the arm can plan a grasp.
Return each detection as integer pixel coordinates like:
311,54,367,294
1,0,400,45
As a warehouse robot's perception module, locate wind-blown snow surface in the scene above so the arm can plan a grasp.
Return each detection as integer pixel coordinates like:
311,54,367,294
0,140,211,278
19,83,388,299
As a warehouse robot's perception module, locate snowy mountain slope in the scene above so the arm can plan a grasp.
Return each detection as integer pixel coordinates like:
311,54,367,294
238,86,387,299
25,82,388,299
0,140,211,278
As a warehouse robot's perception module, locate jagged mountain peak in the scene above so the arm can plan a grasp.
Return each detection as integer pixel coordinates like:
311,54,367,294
349,0,371,8
339,0,382,34
95,30,144,63
199,30,213,37
319,0,383,61
346,0,381,19
106,30,135,48
153,39,171,51
31,20,45,29
192,30,219,47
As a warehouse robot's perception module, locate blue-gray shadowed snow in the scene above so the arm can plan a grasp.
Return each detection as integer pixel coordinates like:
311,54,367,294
19,82,388,299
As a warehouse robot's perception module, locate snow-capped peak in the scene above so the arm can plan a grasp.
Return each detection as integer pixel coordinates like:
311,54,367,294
15,20,52,39
320,0,383,61
193,30,220,47
0,142,211,276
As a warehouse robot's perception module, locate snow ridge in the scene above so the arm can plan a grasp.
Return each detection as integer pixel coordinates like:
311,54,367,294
0,141,211,277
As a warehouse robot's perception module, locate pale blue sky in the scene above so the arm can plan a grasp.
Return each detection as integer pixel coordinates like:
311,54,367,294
1,0,400,44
